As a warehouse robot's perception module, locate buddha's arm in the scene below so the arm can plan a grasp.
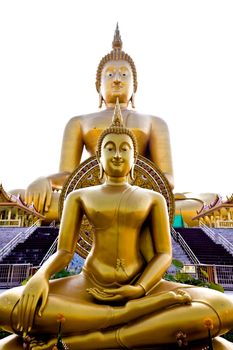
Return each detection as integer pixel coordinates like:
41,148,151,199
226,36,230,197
136,193,172,293
16,191,83,335
149,117,174,189
37,190,83,278
25,117,83,213
59,117,84,173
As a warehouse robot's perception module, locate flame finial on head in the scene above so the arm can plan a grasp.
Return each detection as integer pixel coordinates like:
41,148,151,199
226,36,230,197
112,23,122,50
96,98,137,158
96,24,138,95
111,98,123,127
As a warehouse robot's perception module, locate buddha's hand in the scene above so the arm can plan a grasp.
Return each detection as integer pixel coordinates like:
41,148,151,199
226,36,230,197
87,284,145,302
16,273,49,337
25,177,52,213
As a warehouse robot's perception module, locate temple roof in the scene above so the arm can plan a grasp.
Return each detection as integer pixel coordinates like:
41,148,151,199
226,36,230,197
0,184,44,219
0,184,11,202
193,193,233,220
226,194,233,204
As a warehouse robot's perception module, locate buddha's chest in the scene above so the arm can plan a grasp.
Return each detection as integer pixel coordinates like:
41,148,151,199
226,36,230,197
82,113,151,155
82,188,151,229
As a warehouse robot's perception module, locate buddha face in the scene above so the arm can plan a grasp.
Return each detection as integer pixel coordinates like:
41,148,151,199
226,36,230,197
100,133,134,178
100,60,134,106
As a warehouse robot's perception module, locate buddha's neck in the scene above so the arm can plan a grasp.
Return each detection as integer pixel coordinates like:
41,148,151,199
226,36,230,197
104,176,129,186
105,102,129,109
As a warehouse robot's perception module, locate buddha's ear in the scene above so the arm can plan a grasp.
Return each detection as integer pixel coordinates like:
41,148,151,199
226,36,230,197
96,150,100,163
98,92,104,108
96,151,104,180
130,93,135,108
130,164,135,182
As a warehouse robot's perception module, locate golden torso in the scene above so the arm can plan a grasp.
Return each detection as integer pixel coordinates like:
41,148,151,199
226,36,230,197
60,108,173,184
79,184,152,285
82,109,150,156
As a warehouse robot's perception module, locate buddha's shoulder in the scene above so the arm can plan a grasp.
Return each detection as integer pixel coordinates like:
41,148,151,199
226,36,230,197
65,111,168,127
130,111,169,127
65,111,110,126
66,185,102,200
133,186,166,203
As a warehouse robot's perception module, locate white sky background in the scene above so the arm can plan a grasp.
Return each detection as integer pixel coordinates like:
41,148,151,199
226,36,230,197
0,0,233,197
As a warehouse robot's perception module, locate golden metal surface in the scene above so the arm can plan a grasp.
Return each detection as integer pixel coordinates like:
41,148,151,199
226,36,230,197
13,25,175,223
0,103,233,349
59,155,175,259
8,24,219,227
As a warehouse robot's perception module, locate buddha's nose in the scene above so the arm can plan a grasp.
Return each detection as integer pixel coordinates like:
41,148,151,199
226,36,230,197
114,149,121,159
114,71,121,82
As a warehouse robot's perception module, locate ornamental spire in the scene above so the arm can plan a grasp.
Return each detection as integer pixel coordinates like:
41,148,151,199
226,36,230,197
112,23,122,50
111,98,123,127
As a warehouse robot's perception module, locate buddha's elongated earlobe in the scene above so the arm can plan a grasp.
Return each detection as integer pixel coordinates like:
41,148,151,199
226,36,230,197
96,151,104,180
130,164,135,181
130,93,135,108
98,92,104,108
98,162,104,180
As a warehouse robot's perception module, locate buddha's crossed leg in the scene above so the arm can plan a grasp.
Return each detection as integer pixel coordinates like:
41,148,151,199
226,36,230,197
0,283,191,350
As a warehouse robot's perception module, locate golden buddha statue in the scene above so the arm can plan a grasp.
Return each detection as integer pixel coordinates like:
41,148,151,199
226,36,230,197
10,24,172,221
11,24,215,226
9,23,218,228
1,102,233,350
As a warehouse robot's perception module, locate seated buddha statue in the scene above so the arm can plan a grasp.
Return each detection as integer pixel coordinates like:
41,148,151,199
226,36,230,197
1,102,233,350
11,24,215,226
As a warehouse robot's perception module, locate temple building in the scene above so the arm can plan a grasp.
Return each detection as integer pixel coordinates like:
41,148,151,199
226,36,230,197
0,184,44,227
192,194,233,228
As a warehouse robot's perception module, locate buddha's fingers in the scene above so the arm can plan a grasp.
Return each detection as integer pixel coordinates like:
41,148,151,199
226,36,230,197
87,288,115,300
33,193,40,212
44,190,52,212
17,294,28,331
29,340,47,350
29,337,55,350
16,296,23,330
98,294,123,302
38,192,46,213
27,295,39,333
22,295,35,337
22,294,37,336
103,285,144,300
87,287,108,297
38,289,48,316
25,192,33,207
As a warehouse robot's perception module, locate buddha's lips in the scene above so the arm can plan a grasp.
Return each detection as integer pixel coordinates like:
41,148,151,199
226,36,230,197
111,85,123,90
112,160,124,166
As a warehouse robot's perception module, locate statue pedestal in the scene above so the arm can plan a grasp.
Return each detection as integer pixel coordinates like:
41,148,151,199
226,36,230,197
0,335,233,350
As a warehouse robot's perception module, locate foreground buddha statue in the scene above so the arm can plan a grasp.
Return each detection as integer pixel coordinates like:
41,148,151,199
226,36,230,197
1,102,233,350
12,24,214,226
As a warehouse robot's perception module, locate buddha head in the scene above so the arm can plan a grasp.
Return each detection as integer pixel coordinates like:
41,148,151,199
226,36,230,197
96,24,138,108
96,99,137,180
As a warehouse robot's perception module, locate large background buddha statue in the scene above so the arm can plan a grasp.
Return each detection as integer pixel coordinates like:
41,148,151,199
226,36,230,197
1,102,233,350
10,24,213,226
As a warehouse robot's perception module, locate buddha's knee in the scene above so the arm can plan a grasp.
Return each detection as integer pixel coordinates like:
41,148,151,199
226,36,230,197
212,293,233,333
189,287,233,334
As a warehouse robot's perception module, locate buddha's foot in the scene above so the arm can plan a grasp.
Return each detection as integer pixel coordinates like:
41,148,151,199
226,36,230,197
123,289,191,325
174,289,192,304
